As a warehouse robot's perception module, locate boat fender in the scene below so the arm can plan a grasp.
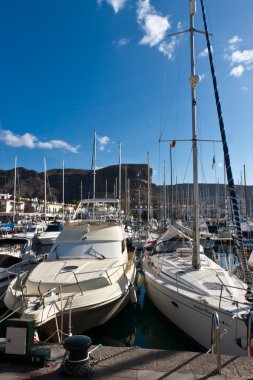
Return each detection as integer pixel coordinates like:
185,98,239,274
129,284,137,303
134,272,145,289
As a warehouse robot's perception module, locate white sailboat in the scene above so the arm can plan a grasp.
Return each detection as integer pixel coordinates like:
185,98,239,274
143,0,253,356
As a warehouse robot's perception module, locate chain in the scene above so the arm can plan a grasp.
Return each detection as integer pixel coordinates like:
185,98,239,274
90,345,139,366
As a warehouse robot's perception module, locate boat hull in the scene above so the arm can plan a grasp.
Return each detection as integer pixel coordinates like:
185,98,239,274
144,266,248,356
31,291,130,341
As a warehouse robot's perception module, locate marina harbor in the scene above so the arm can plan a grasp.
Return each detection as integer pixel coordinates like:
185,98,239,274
0,0,253,379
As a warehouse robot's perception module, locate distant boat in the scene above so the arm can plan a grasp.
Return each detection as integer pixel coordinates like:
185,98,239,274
33,222,64,245
0,237,36,301
143,0,253,356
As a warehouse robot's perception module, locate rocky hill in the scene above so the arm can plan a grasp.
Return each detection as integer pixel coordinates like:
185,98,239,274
1,165,253,216
0,164,151,204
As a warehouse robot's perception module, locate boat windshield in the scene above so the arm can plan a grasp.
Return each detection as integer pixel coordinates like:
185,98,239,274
45,224,63,232
47,240,123,260
27,227,37,233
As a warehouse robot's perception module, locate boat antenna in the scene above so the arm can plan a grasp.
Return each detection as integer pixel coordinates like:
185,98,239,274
200,0,253,301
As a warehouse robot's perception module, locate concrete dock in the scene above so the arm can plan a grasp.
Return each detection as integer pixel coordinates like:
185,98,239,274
0,342,253,379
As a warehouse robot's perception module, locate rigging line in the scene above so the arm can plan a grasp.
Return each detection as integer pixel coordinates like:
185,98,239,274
198,147,207,185
182,146,193,184
195,84,206,185
159,39,188,141
159,57,169,139
200,0,253,298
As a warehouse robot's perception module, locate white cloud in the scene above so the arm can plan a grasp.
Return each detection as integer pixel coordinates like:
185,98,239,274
199,46,213,58
98,0,127,13
137,0,176,58
97,135,110,151
0,128,79,153
158,39,177,59
177,22,182,30
116,38,130,46
230,49,253,65
224,35,253,78
241,86,248,92
230,65,245,77
228,35,242,51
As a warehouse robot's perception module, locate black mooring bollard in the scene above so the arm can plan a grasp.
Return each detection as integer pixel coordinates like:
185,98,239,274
62,335,93,377
63,335,92,362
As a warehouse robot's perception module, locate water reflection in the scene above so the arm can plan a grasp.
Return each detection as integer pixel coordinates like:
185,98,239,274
85,287,203,352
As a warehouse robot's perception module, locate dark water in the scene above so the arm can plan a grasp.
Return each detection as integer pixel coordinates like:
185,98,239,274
85,286,203,352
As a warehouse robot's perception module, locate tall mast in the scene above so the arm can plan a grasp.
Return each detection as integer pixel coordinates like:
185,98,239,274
163,160,167,221
44,156,47,224
243,164,248,219
93,130,96,219
118,142,122,220
147,151,150,224
189,0,201,269
13,156,17,223
169,143,173,223
62,160,65,223
93,130,96,199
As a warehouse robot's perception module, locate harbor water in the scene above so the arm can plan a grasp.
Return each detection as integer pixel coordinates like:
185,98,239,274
85,285,203,352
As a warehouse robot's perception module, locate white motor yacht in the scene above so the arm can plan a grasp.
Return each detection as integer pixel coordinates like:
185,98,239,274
4,221,136,341
34,222,64,245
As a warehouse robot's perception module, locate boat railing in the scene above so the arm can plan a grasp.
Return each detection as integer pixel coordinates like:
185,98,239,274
56,262,129,286
18,261,131,311
20,283,73,313
209,312,221,374
159,263,251,311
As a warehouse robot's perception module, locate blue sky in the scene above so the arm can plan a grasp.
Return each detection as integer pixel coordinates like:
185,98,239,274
0,0,253,185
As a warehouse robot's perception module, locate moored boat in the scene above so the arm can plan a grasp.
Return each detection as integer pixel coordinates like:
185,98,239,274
4,221,136,341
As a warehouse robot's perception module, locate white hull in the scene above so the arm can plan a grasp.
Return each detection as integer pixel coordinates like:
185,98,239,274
4,223,136,340
144,260,248,356
36,290,130,339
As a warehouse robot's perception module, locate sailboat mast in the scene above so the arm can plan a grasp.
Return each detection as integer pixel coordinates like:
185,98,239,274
243,164,248,219
93,130,96,219
44,156,47,224
62,160,65,223
118,142,122,221
93,130,96,200
170,143,173,223
147,151,150,224
189,0,200,269
163,160,167,221
13,155,17,223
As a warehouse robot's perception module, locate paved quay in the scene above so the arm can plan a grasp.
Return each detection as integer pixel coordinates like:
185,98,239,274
0,343,253,380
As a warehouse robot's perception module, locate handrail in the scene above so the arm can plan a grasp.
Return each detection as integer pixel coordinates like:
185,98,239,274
247,310,253,357
210,312,221,374
153,258,250,309
72,272,83,295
